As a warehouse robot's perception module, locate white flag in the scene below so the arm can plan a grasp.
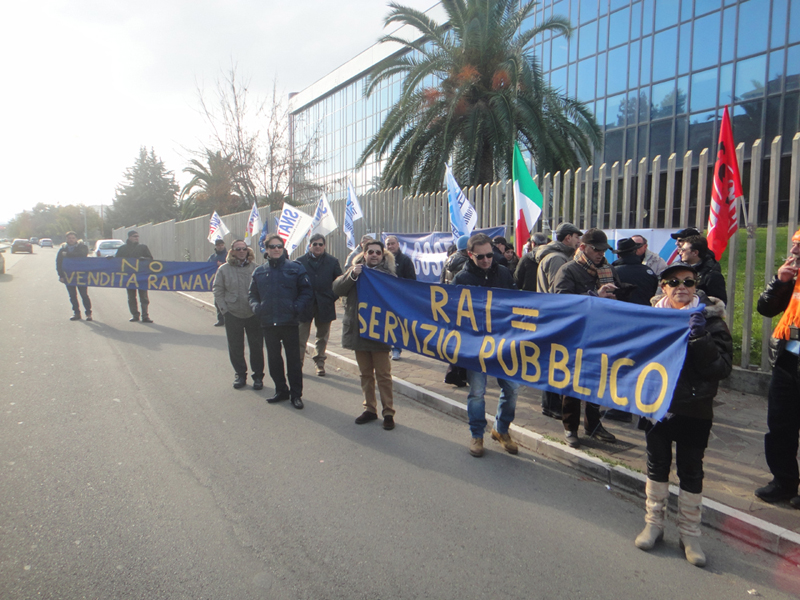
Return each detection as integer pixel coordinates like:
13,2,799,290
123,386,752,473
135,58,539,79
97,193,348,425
207,211,230,244
445,164,477,238
309,193,338,237
276,204,314,254
344,178,364,250
244,202,262,240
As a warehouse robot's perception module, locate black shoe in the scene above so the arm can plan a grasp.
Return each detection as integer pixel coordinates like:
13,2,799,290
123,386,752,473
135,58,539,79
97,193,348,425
291,397,304,410
129,316,140,322
602,409,632,423
252,378,263,391
585,423,616,443
70,313,81,321
355,411,378,425
755,481,798,503
790,496,800,510
542,408,563,420
267,391,290,404
383,415,395,430
564,430,580,448
214,320,225,327
141,316,153,323
233,375,246,389
85,314,93,322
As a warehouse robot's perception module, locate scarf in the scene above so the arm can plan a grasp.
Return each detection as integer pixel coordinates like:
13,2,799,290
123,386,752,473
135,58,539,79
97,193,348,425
655,295,700,310
773,229,800,340
574,249,615,287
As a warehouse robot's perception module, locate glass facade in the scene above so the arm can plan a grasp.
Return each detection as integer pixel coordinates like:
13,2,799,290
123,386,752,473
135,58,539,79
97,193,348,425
290,0,800,200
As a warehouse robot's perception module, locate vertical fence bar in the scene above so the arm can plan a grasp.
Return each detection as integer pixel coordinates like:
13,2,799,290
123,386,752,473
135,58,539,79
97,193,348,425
788,133,800,251
542,174,552,233
762,136,782,371
608,162,619,230
584,166,593,230
680,150,693,228
573,167,582,228
622,160,633,228
696,148,709,230
552,171,562,230
597,164,607,229
665,153,676,229
563,170,572,223
636,157,648,228
649,155,661,228
725,143,745,327
741,139,762,367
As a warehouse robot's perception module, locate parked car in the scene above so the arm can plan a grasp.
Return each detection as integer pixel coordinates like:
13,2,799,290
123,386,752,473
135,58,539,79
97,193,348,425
39,238,53,248
11,239,33,253
29,237,39,245
93,239,124,257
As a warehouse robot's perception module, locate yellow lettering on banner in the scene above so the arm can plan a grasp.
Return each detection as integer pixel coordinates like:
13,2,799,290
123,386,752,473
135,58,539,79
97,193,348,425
456,289,478,331
610,358,635,406
597,353,609,399
193,274,203,289
100,273,111,286
368,306,382,339
436,329,445,360
358,302,367,334
148,274,157,289
485,291,493,333
384,311,399,344
635,363,669,414
419,324,438,357
548,344,571,389
64,272,76,284
430,286,450,323
443,330,461,363
180,276,193,290
75,272,86,286
172,276,176,288
520,341,541,382
88,272,100,286
497,339,518,377
204,274,215,288
149,261,164,273
572,349,591,396
158,277,171,290
121,258,139,272
478,336,495,372
411,320,422,353
398,318,411,346
125,274,138,288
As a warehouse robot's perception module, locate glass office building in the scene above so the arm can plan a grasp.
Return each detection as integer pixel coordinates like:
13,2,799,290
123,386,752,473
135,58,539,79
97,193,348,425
290,0,800,201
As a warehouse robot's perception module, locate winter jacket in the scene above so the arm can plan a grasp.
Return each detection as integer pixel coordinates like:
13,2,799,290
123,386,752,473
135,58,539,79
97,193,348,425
115,241,153,260
332,250,396,352
552,259,622,296
248,255,312,328
453,258,517,290
695,254,727,304
535,241,575,293
440,251,468,284
56,242,90,278
612,253,658,306
213,247,258,320
652,291,733,420
296,251,343,323
757,275,798,371
208,249,227,265
514,251,539,291
392,250,417,280
644,250,669,276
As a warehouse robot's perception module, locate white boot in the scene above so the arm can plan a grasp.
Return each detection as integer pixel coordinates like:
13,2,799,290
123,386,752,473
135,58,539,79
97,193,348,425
635,479,669,550
678,489,706,567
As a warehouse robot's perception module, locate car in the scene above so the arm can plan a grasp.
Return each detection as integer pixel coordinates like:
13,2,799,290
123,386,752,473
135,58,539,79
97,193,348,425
39,238,53,248
29,237,38,245
11,239,33,253
0,248,5,274
93,239,124,257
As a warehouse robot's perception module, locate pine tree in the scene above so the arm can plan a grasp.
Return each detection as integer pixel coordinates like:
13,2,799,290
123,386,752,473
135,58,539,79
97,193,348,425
109,147,179,227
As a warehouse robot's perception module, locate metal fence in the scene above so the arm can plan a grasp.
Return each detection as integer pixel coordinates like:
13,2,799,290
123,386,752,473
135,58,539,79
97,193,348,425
114,133,800,373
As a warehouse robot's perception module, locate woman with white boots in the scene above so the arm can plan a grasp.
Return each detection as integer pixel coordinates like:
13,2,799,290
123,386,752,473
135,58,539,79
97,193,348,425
635,262,732,567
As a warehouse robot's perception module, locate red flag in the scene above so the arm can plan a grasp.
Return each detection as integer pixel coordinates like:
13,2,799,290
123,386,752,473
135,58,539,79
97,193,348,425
706,105,744,260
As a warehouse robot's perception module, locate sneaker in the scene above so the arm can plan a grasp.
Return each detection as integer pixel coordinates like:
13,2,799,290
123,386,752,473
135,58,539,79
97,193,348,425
355,411,378,424
755,481,798,503
70,313,81,321
129,316,140,322
382,415,395,430
391,348,401,361
141,316,153,324
586,423,616,443
469,437,484,457
564,430,580,448
252,378,264,391
315,363,326,376
491,428,518,455
290,396,304,410
233,375,246,389
85,314,93,322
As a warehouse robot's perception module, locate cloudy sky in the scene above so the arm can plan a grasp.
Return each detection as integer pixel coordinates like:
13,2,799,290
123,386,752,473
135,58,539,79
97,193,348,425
0,0,435,223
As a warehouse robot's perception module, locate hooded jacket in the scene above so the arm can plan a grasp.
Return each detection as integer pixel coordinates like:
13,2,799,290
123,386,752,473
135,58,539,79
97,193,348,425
296,250,343,323
332,250,396,352
535,241,575,293
213,247,258,320
248,255,312,327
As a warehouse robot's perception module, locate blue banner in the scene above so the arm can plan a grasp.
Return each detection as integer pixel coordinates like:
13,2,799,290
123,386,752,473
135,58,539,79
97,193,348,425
62,258,218,292
385,227,506,283
356,269,694,419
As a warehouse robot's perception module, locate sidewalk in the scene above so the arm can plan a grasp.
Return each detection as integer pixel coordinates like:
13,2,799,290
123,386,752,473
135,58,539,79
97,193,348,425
184,291,800,561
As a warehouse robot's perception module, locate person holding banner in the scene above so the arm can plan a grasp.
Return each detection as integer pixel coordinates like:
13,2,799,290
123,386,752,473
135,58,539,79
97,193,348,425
635,262,732,567
56,231,92,321
453,233,519,457
333,239,398,430
208,239,228,326
115,231,154,323
249,234,312,410
385,235,416,360
754,229,800,509
345,235,374,269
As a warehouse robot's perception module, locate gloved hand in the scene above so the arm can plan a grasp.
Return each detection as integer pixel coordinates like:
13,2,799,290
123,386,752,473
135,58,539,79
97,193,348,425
689,311,706,338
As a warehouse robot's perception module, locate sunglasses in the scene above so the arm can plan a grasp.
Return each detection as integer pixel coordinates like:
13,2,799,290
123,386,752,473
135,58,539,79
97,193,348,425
472,253,493,261
366,249,382,256
664,278,697,288
267,244,284,250
311,242,325,247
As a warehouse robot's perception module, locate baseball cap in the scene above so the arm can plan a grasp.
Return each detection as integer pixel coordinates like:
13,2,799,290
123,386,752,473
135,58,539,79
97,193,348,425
581,228,611,251
670,227,701,240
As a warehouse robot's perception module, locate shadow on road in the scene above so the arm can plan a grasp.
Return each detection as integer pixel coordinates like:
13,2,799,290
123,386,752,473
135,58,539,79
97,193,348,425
85,320,221,350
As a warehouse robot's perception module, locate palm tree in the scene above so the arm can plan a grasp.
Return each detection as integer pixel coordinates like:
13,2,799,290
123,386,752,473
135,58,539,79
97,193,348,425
179,150,247,218
357,0,602,193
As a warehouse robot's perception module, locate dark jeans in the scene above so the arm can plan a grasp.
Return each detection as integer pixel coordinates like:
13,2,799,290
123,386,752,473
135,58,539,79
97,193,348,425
263,325,303,398
224,313,264,379
765,352,800,490
215,302,225,324
562,396,602,433
644,415,712,494
541,390,562,414
66,285,91,315
126,288,150,318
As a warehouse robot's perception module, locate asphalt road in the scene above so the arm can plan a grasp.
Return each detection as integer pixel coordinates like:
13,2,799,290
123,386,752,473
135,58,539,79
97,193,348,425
1,250,799,599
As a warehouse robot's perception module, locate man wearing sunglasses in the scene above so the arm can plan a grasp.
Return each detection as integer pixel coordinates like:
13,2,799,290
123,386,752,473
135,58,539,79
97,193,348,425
333,240,398,430
249,234,312,410
552,228,621,448
754,228,800,509
453,233,519,458
297,234,343,376
213,240,264,390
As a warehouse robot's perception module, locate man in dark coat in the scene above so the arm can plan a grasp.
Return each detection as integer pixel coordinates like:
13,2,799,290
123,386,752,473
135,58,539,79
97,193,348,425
208,239,228,326
678,235,727,304
333,240,398,430
297,233,343,376
514,232,549,291
249,234,313,410
115,230,154,323
385,235,417,360
612,237,658,306
454,233,519,458
56,231,92,321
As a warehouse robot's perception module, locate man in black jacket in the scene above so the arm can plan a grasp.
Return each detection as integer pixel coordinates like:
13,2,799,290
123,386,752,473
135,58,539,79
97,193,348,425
385,235,417,360
754,228,800,508
454,233,519,458
678,235,727,304
514,232,549,292
612,237,658,306
56,231,92,321
297,234,343,376
115,230,154,323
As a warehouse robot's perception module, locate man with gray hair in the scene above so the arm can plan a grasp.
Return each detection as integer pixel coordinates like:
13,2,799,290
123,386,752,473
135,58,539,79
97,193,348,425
631,234,668,276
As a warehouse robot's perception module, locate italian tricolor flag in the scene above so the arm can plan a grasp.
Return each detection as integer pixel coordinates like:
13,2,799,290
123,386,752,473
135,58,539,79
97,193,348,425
512,142,543,257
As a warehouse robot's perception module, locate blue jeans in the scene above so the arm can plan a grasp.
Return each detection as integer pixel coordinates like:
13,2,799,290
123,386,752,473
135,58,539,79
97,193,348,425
466,370,520,438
